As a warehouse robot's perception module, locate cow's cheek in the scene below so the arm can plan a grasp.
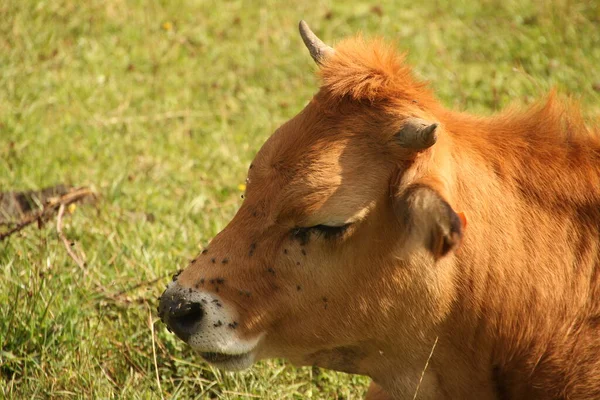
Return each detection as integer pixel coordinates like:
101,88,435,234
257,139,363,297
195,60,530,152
238,243,364,346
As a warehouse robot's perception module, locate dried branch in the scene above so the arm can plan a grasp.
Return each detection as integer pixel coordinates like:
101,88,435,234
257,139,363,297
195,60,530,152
0,186,95,242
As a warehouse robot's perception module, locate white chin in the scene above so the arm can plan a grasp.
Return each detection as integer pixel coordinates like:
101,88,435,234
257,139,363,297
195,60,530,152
198,351,255,371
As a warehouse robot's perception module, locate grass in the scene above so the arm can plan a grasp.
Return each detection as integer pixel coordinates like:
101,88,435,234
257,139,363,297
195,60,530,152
1,0,599,398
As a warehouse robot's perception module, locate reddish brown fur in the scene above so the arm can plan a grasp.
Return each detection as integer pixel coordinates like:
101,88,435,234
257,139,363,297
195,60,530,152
176,35,600,399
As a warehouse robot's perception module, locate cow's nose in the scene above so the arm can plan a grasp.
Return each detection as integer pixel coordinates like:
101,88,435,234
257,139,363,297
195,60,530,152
158,290,204,342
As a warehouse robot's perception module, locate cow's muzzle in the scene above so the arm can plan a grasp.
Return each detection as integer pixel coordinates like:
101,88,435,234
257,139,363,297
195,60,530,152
157,281,264,371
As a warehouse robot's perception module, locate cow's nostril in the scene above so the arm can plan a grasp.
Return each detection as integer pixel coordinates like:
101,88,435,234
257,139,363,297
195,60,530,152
171,302,204,332
159,292,205,342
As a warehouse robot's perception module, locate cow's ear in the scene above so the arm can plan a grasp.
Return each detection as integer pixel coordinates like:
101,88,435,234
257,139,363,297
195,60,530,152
395,184,466,260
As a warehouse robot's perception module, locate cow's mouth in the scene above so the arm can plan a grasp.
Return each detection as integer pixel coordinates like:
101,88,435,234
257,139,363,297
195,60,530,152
200,351,245,363
199,351,253,370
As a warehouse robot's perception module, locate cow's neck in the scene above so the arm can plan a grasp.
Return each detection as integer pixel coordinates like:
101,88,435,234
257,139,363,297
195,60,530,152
328,336,499,399
442,106,600,396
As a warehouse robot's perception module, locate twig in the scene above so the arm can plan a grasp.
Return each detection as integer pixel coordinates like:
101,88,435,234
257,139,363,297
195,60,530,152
99,365,119,389
91,275,167,306
148,304,165,400
0,187,94,242
57,203,86,272
412,336,439,400
115,276,166,297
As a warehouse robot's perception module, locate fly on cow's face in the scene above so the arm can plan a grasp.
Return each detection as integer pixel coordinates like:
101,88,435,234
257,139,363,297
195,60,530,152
291,227,310,244
172,269,182,281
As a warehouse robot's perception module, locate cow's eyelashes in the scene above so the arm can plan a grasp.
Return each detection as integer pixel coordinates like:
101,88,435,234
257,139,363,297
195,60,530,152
291,224,351,242
310,224,351,239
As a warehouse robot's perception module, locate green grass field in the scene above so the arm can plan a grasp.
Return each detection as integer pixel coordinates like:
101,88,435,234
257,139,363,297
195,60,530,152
1,0,599,398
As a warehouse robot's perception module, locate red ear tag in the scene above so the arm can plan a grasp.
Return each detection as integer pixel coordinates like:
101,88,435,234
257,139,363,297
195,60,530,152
457,212,467,230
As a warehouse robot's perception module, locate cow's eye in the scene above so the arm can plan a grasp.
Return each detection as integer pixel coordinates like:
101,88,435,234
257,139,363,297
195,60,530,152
310,224,351,239
290,224,351,242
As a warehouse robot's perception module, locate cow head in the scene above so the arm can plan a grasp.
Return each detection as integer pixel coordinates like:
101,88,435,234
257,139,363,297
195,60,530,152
159,21,465,375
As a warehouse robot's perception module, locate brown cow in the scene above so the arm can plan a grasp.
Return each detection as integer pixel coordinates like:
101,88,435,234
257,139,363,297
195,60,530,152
159,21,600,399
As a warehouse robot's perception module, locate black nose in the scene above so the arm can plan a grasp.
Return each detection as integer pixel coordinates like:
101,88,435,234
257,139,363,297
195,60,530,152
158,289,204,342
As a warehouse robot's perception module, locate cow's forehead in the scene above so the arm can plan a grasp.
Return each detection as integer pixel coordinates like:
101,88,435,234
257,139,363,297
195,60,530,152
245,102,392,226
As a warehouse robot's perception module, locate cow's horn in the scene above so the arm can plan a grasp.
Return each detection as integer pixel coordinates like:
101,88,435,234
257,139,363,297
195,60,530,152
299,20,334,65
395,118,439,150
